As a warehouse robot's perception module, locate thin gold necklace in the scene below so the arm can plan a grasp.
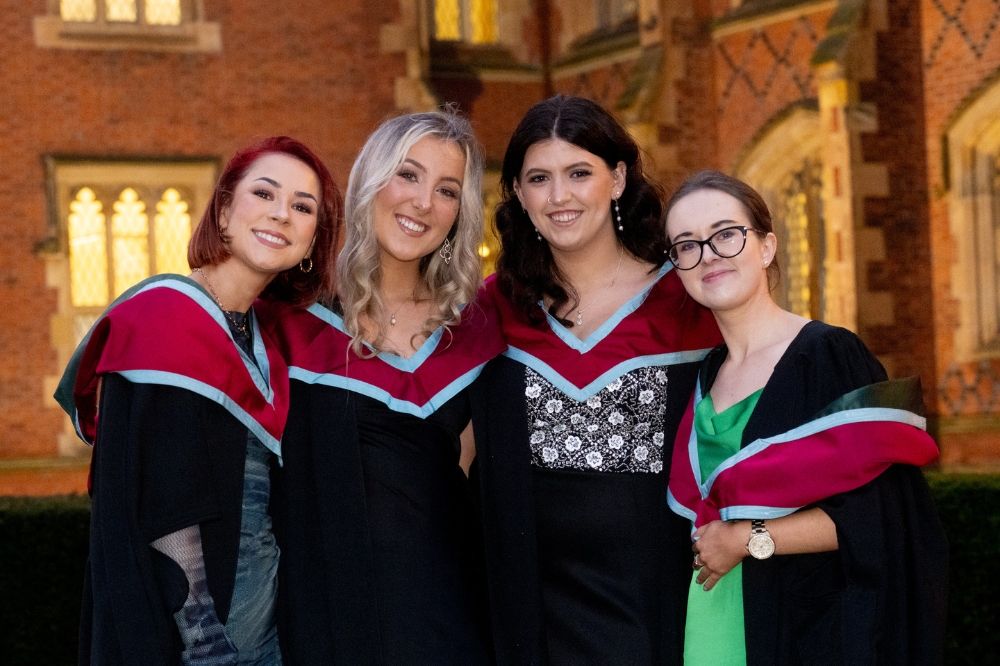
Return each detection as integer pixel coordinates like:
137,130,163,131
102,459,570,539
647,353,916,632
195,267,248,335
575,245,624,327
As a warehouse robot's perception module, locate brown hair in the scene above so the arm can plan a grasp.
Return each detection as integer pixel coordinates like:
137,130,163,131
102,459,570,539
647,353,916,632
188,136,344,306
664,170,780,289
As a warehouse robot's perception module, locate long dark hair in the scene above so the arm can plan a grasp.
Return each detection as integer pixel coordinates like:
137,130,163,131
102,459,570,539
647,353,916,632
664,170,780,290
494,95,667,325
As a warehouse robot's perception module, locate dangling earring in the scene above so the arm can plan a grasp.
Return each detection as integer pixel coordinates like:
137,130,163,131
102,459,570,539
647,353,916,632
536,229,543,242
614,196,623,232
440,237,453,265
299,256,313,273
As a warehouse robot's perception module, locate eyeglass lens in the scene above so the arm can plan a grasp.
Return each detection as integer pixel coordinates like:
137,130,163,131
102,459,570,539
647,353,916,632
668,227,748,270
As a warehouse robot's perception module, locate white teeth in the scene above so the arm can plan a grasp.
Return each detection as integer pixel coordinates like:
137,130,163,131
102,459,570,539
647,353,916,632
397,216,427,232
255,231,289,245
550,212,580,223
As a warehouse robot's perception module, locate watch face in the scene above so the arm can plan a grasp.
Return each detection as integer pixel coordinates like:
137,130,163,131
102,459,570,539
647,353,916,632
748,534,775,559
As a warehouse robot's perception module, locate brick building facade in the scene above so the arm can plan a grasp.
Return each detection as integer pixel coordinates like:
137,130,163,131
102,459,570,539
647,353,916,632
2,0,998,493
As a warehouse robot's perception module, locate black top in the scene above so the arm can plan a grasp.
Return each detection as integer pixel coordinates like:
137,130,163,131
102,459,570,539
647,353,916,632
273,384,491,666
80,375,251,666
700,320,948,666
469,356,699,666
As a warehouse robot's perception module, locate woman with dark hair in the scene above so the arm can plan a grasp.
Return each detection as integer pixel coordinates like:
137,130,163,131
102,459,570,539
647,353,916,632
470,95,720,665
663,170,947,665
56,136,342,666
259,110,502,666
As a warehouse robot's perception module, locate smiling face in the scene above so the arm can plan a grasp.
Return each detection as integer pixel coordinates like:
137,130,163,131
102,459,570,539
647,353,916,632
221,152,320,278
665,188,776,312
513,138,625,254
373,136,466,267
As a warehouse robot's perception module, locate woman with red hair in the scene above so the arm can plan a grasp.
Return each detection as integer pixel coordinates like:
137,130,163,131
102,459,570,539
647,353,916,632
56,136,342,666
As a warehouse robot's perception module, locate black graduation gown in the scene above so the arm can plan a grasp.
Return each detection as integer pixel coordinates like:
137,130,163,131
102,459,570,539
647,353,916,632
271,382,491,666
79,375,252,666
468,355,700,666
698,320,948,666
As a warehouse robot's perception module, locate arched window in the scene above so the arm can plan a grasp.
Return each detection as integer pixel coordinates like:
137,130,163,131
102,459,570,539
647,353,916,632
947,77,1000,359
47,159,217,344
736,107,826,319
434,0,497,43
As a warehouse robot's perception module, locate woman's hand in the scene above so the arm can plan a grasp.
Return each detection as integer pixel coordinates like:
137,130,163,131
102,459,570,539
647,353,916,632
691,520,750,591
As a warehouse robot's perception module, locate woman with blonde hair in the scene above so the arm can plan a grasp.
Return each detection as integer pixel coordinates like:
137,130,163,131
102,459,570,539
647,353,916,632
261,109,503,666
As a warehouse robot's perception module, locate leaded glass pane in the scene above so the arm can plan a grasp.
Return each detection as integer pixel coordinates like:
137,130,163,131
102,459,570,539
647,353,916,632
783,190,811,317
436,0,461,40
106,0,138,22
470,0,496,43
61,0,97,21
68,188,109,307
111,188,149,297
154,188,191,275
145,0,181,25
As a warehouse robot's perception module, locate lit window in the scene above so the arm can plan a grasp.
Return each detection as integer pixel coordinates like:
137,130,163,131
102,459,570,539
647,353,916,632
155,189,193,276
60,0,96,22
434,0,496,44
106,0,138,22
68,188,108,307
47,160,216,340
38,0,218,52
111,188,151,298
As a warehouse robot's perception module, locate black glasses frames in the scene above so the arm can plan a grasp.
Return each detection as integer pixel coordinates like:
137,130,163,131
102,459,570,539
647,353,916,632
667,225,767,271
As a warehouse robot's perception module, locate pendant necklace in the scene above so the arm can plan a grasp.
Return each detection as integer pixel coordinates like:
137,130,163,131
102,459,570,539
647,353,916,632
195,267,248,335
575,245,624,327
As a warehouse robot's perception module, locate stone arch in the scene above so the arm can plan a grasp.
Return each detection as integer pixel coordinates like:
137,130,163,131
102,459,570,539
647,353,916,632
735,105,826,320
947,73,1000,361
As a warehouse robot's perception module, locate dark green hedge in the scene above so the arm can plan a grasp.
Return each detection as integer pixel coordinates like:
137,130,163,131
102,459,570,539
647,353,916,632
0,494,90,666
1,476,999,664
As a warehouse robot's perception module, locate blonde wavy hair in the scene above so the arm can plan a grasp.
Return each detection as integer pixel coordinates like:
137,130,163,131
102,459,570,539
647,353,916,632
336,108,485,355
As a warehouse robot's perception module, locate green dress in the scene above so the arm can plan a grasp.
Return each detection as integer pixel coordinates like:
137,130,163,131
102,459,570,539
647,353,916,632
683,389,762,666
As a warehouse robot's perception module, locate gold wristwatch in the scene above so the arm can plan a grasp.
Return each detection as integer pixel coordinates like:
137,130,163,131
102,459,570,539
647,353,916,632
747,519,775,560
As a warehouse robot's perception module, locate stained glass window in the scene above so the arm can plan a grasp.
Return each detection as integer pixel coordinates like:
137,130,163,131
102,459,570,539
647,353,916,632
106,0,138,22
470,0,497,44
154,188,191,275
68,188,109,307
145,0,182,25
111,188,149,297
435,0,496,43
776,159,824,320
61,0,96,22
436,0,461,40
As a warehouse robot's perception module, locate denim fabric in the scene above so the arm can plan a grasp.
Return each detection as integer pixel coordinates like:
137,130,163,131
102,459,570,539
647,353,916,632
225,433,282,665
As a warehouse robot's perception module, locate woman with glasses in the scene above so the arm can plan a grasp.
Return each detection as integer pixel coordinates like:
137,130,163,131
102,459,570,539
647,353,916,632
663,170,947,665
470,95,720,665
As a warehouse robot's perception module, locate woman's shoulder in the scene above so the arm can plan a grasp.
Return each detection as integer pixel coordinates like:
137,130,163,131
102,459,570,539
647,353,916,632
787,320,876,363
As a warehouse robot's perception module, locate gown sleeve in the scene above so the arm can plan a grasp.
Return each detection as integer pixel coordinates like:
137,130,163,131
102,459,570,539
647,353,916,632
740,324,948,666
80,374,246,666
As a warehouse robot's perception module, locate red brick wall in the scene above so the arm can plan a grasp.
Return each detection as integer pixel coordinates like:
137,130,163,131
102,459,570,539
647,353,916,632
858,0,937,410
432,77,546,165
921,0,1000,418
0,0,405,458
711,9,832,172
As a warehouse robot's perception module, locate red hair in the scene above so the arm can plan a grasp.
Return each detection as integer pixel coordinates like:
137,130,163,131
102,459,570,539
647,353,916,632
188,136,343,306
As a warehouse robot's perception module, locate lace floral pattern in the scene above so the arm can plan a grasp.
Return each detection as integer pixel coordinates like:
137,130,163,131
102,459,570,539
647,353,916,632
526,366,668,473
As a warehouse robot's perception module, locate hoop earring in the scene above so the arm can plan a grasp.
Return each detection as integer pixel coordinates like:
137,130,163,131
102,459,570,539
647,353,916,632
614,198,623,232
299,256,313,273
439,237,453,265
